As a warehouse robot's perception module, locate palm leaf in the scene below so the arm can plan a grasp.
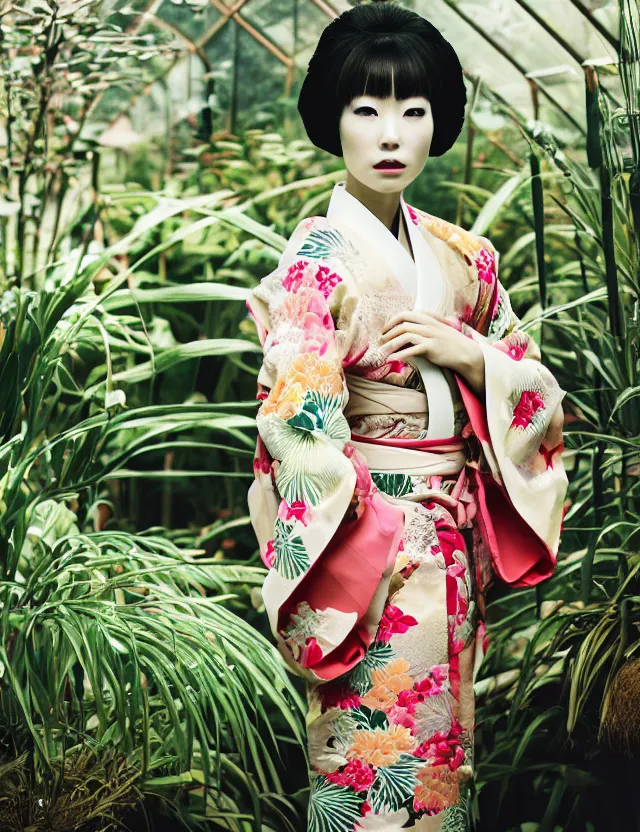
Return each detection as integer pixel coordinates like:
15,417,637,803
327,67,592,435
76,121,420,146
307,776,364,832
368,753,424,814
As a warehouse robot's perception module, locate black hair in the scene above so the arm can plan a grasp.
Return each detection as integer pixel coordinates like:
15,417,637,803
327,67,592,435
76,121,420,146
297,2,467,158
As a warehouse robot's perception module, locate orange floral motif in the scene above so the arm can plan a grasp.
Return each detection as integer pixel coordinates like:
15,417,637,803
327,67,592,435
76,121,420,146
419,212,484,262
413,764,459,815
260,353,344,420
360,658,414,711
259,376,305,420
288,353,344,395
346,723,417,767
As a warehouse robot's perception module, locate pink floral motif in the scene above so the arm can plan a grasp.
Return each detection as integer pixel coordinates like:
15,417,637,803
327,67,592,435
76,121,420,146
315,264,343,298
475,248,496,285
300,636,323,668
406,204,421,226
280,288,334,357
277,499,310,526
493,333,528,361
431,665,449,685
396,689,423,713
326,759,375,792
376,604,419,643
261,540,276,569
318,681,361,712
414,664,448,698
282,259,309,293
511,390,546,429
386,703,416,731
253,438,271,475
414,719,465,771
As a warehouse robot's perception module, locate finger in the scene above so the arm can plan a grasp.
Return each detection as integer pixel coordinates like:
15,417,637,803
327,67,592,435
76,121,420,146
380,322,430,343
387,344,430,362
382,332,425,354
382,310,431,333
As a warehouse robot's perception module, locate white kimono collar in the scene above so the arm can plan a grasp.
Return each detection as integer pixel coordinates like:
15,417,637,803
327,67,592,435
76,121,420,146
327,181,416,296
325,180,453,439
326,181,443,311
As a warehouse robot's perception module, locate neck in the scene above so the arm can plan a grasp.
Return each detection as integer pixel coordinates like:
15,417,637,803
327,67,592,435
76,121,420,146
344,172,402,231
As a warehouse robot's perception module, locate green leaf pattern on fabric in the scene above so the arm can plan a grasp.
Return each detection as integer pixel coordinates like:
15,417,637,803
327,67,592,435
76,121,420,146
371,472,413,498
297,228,358,262
308,775,365,832
442,803,470,832
344,642,395,696
261,411,354,507
288,391,352,443
350,705,390,732
273,518,309,579
368,753,425,814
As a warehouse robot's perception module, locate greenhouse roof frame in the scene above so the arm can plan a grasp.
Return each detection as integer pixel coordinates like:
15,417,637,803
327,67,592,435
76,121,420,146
149,0,621,136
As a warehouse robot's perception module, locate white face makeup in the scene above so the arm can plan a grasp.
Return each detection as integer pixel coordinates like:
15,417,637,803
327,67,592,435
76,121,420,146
338,91,434,195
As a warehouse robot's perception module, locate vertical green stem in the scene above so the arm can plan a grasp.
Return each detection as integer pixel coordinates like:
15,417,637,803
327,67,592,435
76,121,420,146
530,149,547,351
600,165,622,338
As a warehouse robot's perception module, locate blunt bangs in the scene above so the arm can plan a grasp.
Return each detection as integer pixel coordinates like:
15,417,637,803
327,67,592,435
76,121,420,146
335,37,439,110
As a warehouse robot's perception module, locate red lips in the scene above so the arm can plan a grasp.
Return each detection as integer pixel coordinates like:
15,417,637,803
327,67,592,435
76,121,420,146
374,160,405,169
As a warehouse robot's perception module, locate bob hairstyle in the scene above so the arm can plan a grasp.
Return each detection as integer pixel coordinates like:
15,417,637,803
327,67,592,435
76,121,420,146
298,2,467,158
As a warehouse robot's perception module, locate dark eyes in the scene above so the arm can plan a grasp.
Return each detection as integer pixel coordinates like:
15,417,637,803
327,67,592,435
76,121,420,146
354,106,426,117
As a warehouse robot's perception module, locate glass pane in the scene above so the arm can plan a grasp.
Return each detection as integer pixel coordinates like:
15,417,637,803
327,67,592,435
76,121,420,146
582,0,620,39
526,0,618,64
235,24,288,124
204,20,236,123
155,0,222,43
242,0,296,55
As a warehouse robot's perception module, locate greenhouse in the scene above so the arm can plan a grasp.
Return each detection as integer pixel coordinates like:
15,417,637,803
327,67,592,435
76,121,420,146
0,0,638,829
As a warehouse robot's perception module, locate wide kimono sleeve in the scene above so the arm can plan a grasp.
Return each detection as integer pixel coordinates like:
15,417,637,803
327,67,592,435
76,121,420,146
457,234,568,586
246,218,405,683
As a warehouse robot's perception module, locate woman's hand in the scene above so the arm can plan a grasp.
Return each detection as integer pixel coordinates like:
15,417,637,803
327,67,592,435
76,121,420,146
380,310,486,396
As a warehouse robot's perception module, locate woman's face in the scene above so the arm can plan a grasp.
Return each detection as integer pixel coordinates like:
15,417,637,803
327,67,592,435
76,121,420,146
339,91,434,194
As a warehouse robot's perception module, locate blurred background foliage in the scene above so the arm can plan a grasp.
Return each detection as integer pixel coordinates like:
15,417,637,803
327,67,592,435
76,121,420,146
0,0,638,830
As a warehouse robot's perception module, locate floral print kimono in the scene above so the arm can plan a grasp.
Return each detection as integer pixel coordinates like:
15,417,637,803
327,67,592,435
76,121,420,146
246,181,568,831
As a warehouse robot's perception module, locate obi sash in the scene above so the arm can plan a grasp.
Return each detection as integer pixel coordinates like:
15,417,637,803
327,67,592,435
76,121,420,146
346,374,557,588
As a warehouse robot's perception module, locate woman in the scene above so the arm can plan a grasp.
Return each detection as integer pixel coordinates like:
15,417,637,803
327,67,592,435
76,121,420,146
246,4,568,830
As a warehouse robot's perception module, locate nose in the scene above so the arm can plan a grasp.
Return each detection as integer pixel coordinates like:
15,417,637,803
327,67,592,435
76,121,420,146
379,114,400,150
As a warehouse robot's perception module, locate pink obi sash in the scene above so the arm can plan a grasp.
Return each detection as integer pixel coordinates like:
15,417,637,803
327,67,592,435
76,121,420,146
346,375,556,588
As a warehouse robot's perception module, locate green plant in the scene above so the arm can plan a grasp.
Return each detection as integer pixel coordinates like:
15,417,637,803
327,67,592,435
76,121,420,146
469,3,640,828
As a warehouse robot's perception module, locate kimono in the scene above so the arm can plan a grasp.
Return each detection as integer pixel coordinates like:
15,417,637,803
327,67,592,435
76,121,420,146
246,181,568,831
